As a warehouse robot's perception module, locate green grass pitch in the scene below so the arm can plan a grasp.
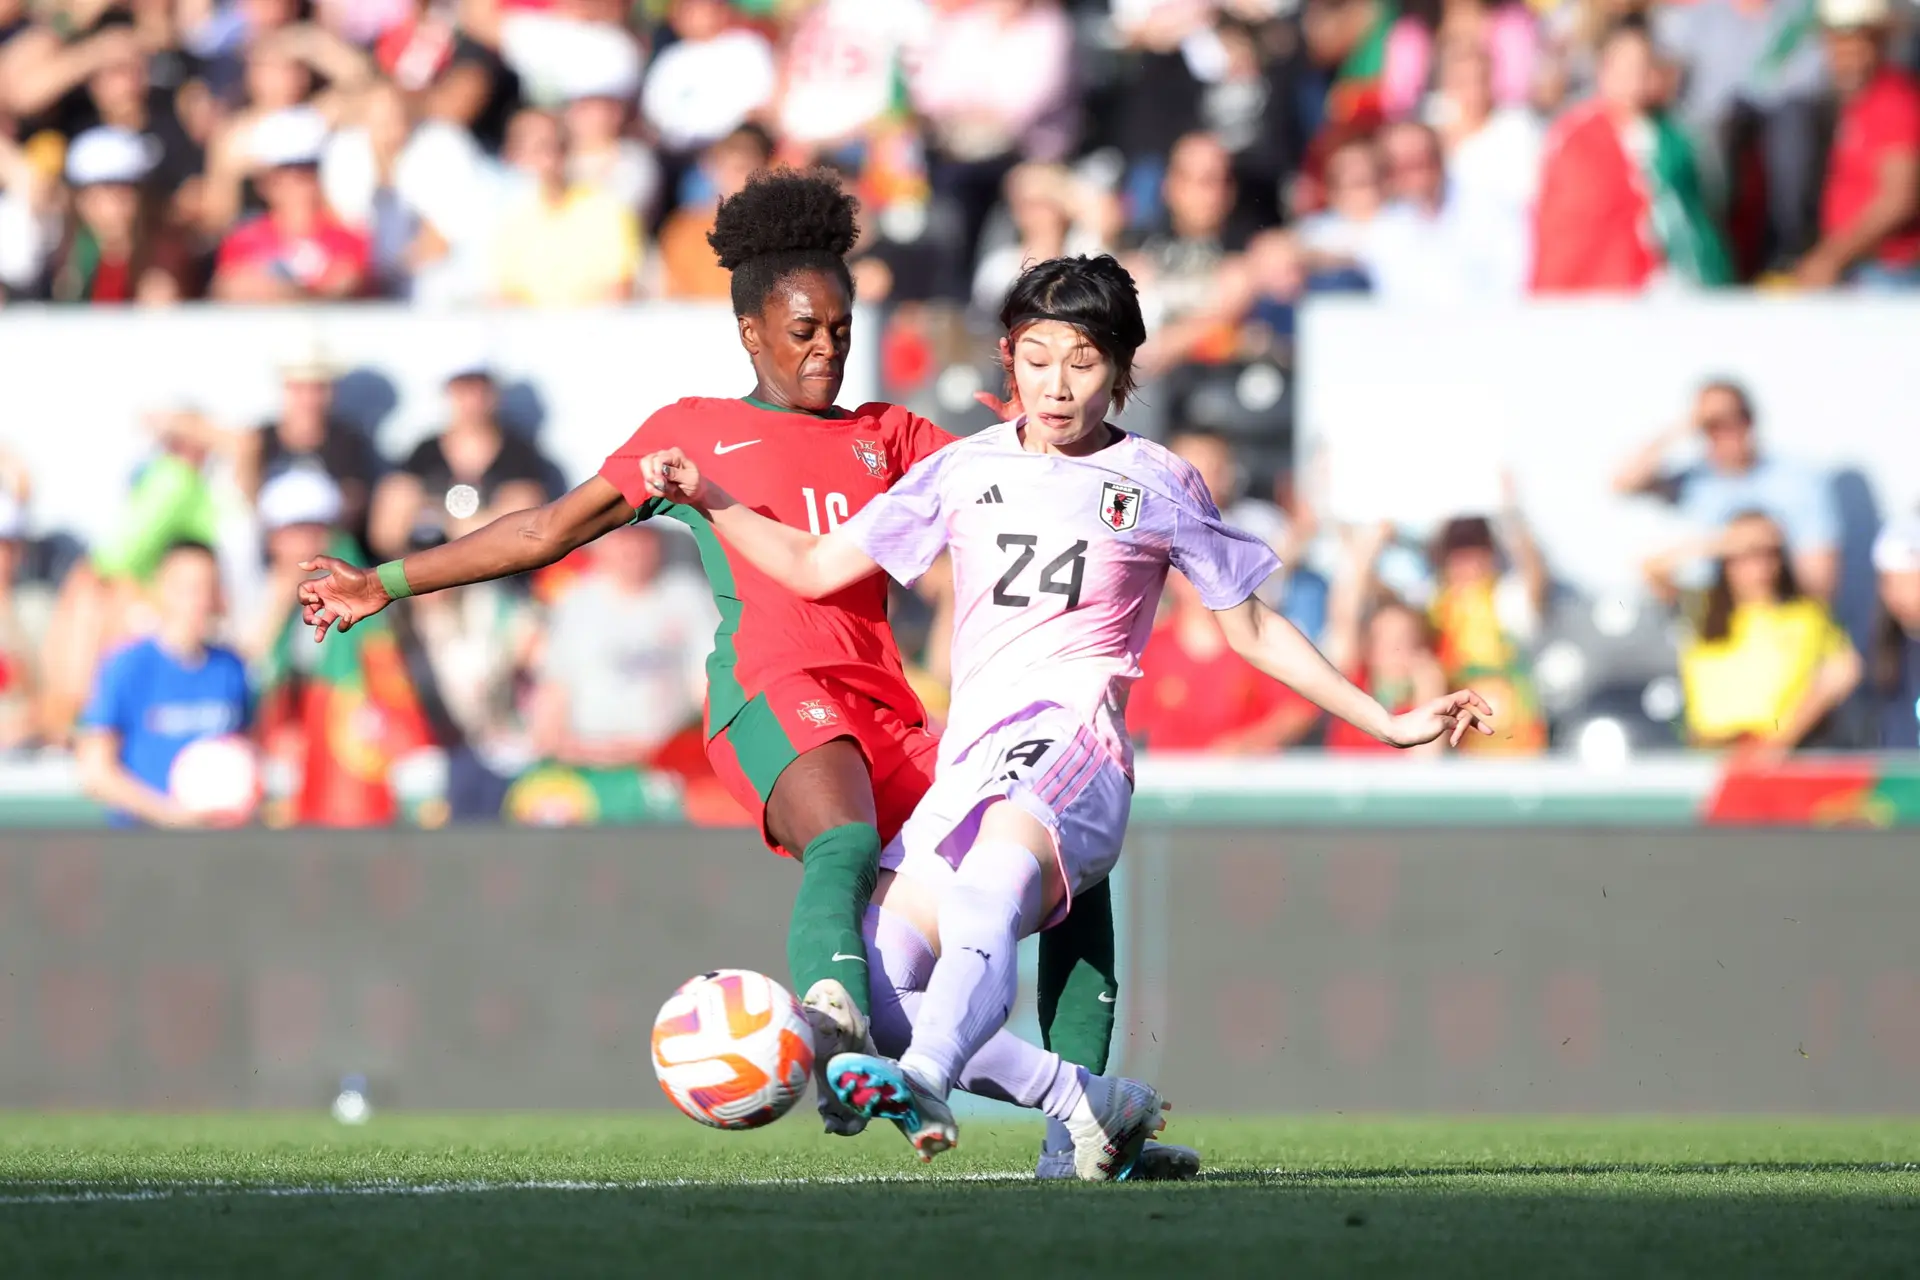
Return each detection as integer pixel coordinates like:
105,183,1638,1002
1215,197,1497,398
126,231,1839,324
3,1115,1917,1278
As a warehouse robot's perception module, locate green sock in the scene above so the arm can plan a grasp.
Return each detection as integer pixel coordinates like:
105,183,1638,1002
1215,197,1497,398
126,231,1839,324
787,822,881,1018
1037,875,1118,1074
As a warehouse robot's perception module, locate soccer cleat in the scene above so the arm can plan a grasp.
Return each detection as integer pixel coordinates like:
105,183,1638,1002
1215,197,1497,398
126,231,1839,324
827,1051,959,1163
801,979,870,1137
1064,1076,1169,1182
1036,1139,1202,1182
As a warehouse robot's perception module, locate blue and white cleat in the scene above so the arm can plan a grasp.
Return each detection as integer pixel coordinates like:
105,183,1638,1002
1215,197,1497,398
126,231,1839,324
1037,1138,1201,1182
827,1052,959,1163
1064,1076,1170,1182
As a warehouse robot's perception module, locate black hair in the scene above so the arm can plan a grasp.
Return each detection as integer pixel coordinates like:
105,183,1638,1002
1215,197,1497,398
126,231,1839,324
1701,510,1799,643
1599,12,1653,50
998,254,1149,410
707,168,858,318
160,539,219,567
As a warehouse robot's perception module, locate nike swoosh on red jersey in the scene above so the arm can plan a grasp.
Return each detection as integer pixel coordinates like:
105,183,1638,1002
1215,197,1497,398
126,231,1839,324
713,440,762,455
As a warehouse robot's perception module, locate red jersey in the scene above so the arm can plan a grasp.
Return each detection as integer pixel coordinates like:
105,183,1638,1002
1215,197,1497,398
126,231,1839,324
599,396,953,736
216,213,371,293
1823,68,1920,268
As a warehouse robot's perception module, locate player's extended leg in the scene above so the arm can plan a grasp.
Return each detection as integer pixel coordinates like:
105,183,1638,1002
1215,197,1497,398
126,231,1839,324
847,884,1168,1177
764,737,885,1137
1035,883,1202,1182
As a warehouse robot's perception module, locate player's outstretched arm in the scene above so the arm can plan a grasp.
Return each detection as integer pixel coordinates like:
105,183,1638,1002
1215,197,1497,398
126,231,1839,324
1212,596,1495,749
298,476,636,641
637,448,880,600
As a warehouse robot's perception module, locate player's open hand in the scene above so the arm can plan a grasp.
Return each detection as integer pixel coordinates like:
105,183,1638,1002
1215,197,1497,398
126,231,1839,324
297,555,391,642
638,448,713,509
1386,690,1496,749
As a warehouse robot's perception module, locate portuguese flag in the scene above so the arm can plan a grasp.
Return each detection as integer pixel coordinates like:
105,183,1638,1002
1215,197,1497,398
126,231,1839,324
258,541,434,827
1706,756,1920,826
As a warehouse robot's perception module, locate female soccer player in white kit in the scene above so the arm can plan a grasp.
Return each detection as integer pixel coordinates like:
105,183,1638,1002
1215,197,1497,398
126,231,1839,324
640,255,1494,1177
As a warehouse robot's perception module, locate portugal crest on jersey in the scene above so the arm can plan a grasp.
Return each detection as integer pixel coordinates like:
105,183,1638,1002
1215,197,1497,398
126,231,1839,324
796,699,840,728
1099,481,1142,532
852,440,887,478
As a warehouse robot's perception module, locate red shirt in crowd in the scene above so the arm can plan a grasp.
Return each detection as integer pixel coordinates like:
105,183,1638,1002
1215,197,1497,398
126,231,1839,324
1126,616,1313,752
1529,102,1660,294
1323,665,1412,754
1822,67,1920,268
216,214,371,295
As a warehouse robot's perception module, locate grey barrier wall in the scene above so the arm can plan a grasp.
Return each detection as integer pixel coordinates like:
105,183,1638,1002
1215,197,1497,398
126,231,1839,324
0,829,1914,1112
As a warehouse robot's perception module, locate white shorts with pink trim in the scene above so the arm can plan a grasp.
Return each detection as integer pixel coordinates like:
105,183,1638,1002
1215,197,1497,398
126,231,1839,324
878,702,1132,929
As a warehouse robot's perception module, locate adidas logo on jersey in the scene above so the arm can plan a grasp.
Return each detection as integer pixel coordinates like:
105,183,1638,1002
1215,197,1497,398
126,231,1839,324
975,485,1004,504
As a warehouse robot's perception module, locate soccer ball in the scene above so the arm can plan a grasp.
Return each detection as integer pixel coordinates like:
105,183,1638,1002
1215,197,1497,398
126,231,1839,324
651,969,814,1129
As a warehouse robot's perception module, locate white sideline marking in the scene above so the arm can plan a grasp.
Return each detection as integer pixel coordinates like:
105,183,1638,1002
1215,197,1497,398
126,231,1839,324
0,1172,1034,1204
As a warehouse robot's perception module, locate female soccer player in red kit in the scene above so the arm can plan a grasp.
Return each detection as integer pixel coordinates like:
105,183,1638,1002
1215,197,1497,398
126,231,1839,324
297,171,1179,1176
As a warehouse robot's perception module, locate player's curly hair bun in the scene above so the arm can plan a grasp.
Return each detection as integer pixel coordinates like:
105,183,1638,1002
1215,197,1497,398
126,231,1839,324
999,254,1149,410
708,168,859,317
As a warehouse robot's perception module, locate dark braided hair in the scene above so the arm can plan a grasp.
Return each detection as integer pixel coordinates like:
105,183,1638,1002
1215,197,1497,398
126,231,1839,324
999,255,1149,410
707,168,858,318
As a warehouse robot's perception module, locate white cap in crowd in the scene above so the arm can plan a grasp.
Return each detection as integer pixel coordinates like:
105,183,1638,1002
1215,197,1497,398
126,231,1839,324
445,346,496,383
1819,0,1891,26
259,468,344,532
563,25,643,103
251,106,331,170
65,126,159,188
1874,512,1920,575
0,490,24,541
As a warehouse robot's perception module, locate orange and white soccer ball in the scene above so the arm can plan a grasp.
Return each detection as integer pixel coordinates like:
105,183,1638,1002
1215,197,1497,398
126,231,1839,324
651,969,815,1129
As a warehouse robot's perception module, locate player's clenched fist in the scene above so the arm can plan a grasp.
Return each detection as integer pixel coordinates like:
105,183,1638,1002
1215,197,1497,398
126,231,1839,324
297,555,392,642
639,448,715,508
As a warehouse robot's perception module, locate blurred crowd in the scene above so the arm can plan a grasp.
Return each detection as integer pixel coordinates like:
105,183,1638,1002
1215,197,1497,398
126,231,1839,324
0,0,1918,825
2,0,1919,310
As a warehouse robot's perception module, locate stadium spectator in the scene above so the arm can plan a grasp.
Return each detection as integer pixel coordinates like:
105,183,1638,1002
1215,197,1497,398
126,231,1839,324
562,28,659,220
527,522,716,768
1382,0,1541,122
1425,499,1549,754
1130,563,1320,753
640,0,777,159
656,123,773,300
212,107,373,301
318,81,424,299
1321,521,1447,755
1872,510,1920,747
2,24,203,208
75,540,251,827
1795,0,1920,290
911,0,1077,265
1363,120,1491,300
1530,18,1729,293
0,128,60,300
489,107,640,306
241,348,384,552
1668,511,1862,753
48,126,199,304
1614,379,1840,602
1130,131,1248,364
1654,0,1826,275
773,0,929,160
1169,429,1327,639
1433,36,1541,289
971,161,1120,313
1294,135,1387,285
368,355,550,560
238,467,351,667
0,459,33,751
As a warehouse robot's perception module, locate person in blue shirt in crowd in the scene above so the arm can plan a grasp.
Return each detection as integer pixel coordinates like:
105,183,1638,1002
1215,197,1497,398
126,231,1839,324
1613,379,1840,602
76,541,251,827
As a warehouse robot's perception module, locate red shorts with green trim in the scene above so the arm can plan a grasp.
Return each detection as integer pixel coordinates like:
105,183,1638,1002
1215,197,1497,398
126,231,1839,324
706,671,940,858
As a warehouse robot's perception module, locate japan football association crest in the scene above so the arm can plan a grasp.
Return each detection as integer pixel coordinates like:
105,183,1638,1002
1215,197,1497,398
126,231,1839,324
852,440,887,478
796,700,841,729
1099,481,1143,532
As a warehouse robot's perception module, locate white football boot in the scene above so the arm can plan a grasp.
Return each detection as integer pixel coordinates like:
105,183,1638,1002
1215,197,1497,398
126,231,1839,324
1064,1076,1169,1181
827,1052,961,1162
801,978,870,1137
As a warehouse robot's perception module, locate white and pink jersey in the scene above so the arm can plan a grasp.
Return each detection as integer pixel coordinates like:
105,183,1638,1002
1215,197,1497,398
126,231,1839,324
839,419,1280,772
